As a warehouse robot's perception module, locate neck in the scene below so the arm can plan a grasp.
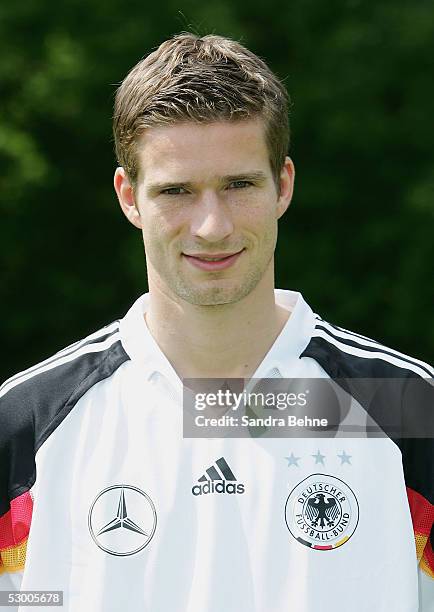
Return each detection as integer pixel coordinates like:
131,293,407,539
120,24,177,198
145,266,290,380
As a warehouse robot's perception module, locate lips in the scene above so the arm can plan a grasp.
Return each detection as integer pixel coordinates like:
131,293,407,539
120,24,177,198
183,249,244,271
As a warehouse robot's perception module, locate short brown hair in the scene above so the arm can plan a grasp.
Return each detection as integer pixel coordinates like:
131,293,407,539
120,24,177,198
113,33,290,188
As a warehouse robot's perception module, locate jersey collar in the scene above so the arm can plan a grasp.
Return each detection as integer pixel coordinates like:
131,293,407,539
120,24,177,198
119,289,316,394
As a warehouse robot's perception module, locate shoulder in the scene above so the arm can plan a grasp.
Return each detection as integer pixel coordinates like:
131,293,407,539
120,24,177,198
0,319,130,452
301,313,434,495
301,314,433,379
0,319,130,539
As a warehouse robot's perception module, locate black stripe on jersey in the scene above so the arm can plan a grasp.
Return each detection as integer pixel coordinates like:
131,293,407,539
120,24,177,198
314,324,434,377
0,322,120,394
300,333,434,506
0,337,130,518
314,315,378,344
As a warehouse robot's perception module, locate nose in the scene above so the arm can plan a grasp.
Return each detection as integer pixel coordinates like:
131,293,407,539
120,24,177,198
190,190,234,242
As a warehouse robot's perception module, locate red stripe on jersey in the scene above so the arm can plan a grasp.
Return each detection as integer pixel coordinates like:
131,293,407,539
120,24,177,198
0,491,33,550
406,487,434,537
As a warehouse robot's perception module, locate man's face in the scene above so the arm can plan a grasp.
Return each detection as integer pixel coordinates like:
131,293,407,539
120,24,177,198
115,118,294,306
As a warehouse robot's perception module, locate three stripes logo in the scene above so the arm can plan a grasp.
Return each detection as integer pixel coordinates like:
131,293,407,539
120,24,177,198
191,457,245,496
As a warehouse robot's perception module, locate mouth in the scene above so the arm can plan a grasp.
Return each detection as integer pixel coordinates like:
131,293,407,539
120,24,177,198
182,249,245,271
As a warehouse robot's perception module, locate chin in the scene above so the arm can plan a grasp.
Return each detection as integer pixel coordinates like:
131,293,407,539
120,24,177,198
174,282,256,307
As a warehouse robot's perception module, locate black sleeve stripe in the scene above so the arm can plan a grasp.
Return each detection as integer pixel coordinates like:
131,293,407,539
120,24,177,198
0,338,130,517
0,330,121,401
315,323,434,378
0,321,120,395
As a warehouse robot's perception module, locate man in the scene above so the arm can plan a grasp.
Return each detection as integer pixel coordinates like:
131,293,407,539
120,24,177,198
0,33,432,611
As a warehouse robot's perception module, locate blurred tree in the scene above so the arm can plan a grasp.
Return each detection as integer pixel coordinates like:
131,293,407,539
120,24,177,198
0,0,433,380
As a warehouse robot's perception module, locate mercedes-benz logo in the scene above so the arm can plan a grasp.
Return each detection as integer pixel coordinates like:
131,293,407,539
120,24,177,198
88,485,157,556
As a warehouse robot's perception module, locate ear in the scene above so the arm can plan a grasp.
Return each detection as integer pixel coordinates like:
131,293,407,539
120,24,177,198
276,156,295,219
114,167,142,229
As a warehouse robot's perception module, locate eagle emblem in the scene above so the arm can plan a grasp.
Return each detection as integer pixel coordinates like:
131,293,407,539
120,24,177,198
285,474,359,550
306,493,340,528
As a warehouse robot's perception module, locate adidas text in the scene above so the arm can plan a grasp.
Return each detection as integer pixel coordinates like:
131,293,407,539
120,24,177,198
192,482,245,496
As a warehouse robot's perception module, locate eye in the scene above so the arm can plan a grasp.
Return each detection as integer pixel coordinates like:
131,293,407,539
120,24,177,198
161,187,188,195
227,180,253,190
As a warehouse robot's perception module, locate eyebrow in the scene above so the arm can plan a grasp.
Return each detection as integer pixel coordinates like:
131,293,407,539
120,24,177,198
146,171,269,195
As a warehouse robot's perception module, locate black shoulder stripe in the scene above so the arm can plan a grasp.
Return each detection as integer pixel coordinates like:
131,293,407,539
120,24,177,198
35,338,129,450
315,324,434,378
309,325,433,379
301,336,419,378
0,336,130,517
314,315,381,344
0,322,120,395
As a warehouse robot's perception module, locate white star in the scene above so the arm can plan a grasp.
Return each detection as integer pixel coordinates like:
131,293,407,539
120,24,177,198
338,450,352,465
312,450,325,465
285,452,301,467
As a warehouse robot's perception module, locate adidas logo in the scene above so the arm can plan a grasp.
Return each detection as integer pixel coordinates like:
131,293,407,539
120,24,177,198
191,457,245,496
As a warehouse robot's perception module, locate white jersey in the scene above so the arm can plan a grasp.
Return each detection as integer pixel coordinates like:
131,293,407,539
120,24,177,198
0,289,433,611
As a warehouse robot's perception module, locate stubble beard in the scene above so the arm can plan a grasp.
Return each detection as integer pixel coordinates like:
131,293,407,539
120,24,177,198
170,238,276,307
172,265,265,306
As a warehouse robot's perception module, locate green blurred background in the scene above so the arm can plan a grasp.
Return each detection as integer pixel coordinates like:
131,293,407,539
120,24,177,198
1,0,433,380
